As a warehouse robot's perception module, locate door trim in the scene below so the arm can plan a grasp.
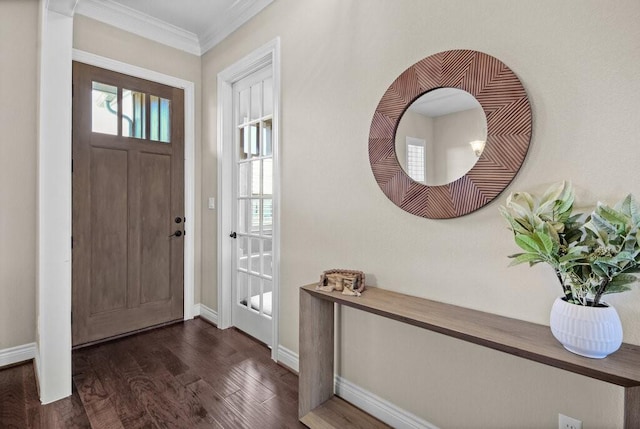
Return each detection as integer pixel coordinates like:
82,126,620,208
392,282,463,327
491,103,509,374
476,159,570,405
217,37,281,360
38,5,74,404
36,42,196,403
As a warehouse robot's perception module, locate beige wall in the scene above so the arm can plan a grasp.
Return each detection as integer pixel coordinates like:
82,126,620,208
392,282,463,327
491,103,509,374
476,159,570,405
202,0,640,427
0,0,39,350
2,0,639,426
433,107,484,184
72,15,204,304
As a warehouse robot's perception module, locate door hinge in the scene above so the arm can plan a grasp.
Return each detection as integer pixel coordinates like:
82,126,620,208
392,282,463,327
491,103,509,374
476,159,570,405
71,159,74,173
71,236,73,249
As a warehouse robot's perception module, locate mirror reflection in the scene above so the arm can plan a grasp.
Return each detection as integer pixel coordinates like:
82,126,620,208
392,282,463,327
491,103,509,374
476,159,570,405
395,88,487,186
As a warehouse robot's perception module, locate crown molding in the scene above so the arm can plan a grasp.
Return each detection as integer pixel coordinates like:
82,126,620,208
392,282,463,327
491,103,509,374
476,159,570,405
75,0,201,55
74,0,273,56
48,0,80,16
199,0,274,54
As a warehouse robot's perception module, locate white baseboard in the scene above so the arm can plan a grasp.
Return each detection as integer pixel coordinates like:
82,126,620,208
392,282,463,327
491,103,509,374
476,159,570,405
195,303,218,326
276,347,437,429
0,342,37,368
276,345,299,373
335,375,438,429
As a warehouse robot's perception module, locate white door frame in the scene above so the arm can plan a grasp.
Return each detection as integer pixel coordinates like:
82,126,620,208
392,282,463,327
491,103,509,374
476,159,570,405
38,3,75,404
37,13,197,402
217,38,281,360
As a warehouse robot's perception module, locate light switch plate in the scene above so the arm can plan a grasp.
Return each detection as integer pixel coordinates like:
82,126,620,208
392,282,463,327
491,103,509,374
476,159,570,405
208,197,215,210
559,414,582,429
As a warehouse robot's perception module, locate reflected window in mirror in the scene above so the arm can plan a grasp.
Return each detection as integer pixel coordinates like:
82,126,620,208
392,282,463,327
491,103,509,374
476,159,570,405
405,137,426,184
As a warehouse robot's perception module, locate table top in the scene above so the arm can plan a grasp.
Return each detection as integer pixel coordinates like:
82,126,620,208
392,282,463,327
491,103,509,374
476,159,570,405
301,284,640,387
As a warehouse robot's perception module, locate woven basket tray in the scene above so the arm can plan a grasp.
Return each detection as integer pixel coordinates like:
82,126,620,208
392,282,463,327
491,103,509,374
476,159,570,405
317,269,366,294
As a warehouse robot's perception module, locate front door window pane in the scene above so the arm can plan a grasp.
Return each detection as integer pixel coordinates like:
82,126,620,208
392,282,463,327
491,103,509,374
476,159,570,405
159,98,171,143
122,89,145,139
92,82,118,136
149,95,171,143
150,96,159,141
92,83,171,143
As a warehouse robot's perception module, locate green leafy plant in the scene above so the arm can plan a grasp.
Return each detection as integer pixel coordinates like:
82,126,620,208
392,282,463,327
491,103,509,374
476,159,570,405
500,181,640,306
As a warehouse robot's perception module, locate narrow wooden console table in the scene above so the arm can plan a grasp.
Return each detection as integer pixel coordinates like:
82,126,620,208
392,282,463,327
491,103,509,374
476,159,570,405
298,284,640,428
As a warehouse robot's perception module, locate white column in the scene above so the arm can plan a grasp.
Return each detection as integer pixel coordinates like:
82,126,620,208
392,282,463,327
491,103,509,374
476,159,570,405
37,0,75,404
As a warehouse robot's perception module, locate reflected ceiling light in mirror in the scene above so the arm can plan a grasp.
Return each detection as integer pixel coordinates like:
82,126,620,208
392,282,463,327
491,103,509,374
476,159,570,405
469,140,485,157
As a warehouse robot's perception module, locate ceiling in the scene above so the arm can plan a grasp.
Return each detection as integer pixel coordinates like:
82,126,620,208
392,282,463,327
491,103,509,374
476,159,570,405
74,0,274,55
409,88,482,117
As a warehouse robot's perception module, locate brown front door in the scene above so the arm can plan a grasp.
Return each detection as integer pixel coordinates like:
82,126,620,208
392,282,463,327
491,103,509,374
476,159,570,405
72,62,185,346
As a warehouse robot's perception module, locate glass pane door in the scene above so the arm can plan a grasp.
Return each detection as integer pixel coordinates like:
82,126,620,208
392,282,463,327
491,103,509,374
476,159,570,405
232,66,274,346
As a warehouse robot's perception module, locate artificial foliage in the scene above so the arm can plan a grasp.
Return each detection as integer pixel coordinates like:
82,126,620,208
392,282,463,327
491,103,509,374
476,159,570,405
500,182,640,306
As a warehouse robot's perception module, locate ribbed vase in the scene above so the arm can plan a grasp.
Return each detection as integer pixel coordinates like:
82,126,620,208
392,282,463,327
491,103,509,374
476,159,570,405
549,297,623,359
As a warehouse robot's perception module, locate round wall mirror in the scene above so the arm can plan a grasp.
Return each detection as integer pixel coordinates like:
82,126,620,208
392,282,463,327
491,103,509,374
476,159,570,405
369,49,532,219
395,88,487,186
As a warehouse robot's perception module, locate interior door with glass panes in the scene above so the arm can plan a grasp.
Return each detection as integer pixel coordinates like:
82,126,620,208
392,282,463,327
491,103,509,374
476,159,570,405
231,66,274,346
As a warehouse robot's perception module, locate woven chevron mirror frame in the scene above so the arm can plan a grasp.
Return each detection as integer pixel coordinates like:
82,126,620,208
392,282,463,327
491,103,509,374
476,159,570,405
369,50,532,219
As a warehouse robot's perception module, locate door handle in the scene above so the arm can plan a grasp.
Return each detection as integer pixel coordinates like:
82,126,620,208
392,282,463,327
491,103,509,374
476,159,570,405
169,230,183,238
229,231,237,239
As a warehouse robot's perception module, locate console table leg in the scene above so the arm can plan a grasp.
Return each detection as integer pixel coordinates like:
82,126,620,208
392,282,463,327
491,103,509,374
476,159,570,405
299,290,335,419
625,386,640,428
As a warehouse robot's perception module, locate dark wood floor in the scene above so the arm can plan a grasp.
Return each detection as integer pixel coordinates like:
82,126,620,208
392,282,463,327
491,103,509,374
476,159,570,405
0,318,305,429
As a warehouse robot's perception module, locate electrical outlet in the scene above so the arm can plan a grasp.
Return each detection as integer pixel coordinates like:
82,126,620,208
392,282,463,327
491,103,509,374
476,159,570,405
208,197,215,210
559,414,582,429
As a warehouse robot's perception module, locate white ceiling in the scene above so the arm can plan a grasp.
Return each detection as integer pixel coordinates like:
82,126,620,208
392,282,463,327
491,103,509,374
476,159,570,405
75,0,274,55
409,88,481,117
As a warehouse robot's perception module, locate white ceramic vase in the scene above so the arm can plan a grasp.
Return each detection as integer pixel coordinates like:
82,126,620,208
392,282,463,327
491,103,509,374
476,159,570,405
549,297,623,359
